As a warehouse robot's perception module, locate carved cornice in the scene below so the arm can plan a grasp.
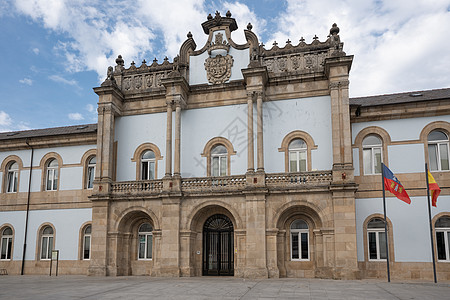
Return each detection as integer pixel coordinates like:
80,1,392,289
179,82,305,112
329,80,350,90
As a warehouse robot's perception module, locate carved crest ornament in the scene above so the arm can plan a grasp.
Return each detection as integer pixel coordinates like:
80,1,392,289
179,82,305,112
204,33,234,84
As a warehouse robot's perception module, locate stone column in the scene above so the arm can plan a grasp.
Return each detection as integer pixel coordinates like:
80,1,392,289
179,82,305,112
256,91,264,172
89,200,109,276
247,92,255,172
266,228,279,278
165,102,173,177
174,103,181,177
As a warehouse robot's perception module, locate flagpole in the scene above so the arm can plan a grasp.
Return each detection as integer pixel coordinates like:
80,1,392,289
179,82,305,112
381,163,391,282
425,163,437,283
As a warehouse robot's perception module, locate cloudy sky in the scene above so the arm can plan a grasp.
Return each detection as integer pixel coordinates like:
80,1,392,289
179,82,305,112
0,0,449,132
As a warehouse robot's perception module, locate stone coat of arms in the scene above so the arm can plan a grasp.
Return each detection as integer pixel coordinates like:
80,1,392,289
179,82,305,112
204,33,234,84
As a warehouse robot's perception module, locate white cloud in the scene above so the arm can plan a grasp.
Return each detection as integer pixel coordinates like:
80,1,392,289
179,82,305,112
0,111,12,126
85,104,95,113
49,74,79,87
68,113,84,120
19,78,33,85
32,47,39,55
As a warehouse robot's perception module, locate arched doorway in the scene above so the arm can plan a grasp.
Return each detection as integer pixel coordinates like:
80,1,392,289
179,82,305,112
203,214,234,276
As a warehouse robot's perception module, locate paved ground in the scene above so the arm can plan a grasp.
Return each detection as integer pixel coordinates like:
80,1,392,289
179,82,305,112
0,276,449,299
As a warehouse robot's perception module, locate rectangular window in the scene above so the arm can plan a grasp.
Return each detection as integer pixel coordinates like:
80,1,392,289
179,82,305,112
291,233,299,259
41,237,48,259
220,156,227,176
299,151,307,172
440,143,449,170
436,232,446,260
146,236,152,259
379,232,387,259
83,236,91,259
139,235,145,259
429,144,438,171
363,149,372,175
1,237,11,260
149,162,155,179
87,166,95,189
212,157,219,176
289,152,297,172
300,232,308,259
7,171,17,193
374,148,382,174
368,232,377,260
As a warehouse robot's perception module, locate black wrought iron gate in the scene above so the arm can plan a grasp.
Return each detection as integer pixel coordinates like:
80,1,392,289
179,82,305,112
202,214,234,276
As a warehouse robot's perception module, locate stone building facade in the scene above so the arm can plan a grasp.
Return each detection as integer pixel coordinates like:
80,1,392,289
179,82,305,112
0,12,449,281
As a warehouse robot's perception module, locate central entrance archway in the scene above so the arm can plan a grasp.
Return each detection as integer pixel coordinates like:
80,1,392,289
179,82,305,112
202,214,234,276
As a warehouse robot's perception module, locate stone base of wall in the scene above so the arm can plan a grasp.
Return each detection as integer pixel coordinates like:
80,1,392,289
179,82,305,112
358,261,450,281
0,260,90,275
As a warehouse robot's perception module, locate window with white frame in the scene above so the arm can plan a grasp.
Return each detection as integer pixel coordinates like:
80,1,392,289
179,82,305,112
83,225,91,260
46,159,58,191
138,223,153,260
436,216,450,261
40,226,54,260
86,156,96,189
290,219,309,260
363,135,382,175
211,145,227,176
1,227,13,260
367,218,387,260
141,150,156,180
6,161,18,193
288,139,307,172
428,130,449,171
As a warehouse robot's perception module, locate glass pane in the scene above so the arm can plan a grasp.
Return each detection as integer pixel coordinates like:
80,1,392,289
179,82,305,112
141,162,148,180
289,152,297,172
1,238,6,259
212,157,219,176
53,170,58,190
84,236,90,259
13,172,18,192
220,156,227,176
439,143,449,170
149,162,155,179
9,162,18,170
436,217,450,228
379,232,387,259
374,148,382,174
89,156,96,164
87,166,95,188
139,223,153,233
363,149,372,174
7,238,11,259
211,145,227,155
7,172,14,193
289,139,306,149
301,232,308,259
429,144,438,171
141,150,155,159
363,135,381,146
48,159,58,167
299,151,307,172
368,232,377,259
291,233,299,259
85,225,92,234
3,227,12,235
48,237,53,258
448,232,450,260
291,220,308,229
368,218,385,228
47,170,53,190
43,227,53,234
428,130,448,141
139,236,145,259
436,232,445,260
42,237,48,259
147,235,152,259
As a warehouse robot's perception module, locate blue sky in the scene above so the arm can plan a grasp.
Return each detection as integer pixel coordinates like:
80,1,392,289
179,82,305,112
1,0,449,132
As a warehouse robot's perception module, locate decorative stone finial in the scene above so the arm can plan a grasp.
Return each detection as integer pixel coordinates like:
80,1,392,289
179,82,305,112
142,59,146,64
286,39,291,44
273,41,278,47
115,55,124,66
215,11,221,18
299,37,305,43
131,61,135,66
187,31,193,38
247,23,253,31
226,10,231,18
164,56,168,61
153,58,158,63
313,35,318,41
330,23,339,35
207,13,213,20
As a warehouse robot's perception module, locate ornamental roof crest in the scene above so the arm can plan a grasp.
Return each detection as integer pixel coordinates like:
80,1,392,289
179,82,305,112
204,32,234,84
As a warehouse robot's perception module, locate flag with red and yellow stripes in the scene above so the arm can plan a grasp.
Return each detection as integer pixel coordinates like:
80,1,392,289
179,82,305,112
427,171,441,207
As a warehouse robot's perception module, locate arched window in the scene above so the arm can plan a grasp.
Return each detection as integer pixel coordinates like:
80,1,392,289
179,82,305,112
367,218,386,260
290,219,309,260
1,227,13,260
363,135,382,175
6,161,19,193
83,225,91,260
86,156,96,189
289,139,307,172
211,145,227,177
46,159,58,191
436,216,450,261
40,226,54,260
141,151,156,180
428,130,449,171
138,223,153,260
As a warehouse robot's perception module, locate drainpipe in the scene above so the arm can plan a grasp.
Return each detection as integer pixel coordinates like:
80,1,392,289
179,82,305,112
21,138,33,275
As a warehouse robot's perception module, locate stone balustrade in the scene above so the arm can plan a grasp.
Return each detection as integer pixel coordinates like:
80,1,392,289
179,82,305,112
265,171,332,185
111,180,163,193
181,175,247,191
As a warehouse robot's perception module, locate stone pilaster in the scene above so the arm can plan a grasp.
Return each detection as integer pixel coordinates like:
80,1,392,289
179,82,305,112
174,104,182,177
247,92,255,172
165,102,173,178
256,91,264,172
266,228,279,278
88,200,109,276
